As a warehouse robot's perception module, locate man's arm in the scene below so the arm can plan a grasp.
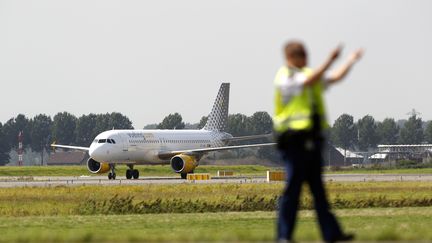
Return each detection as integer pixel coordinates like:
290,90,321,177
326,49,363,84
303,45,343,86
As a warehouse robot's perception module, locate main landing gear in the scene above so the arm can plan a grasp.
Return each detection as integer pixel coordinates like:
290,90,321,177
108,164,116,180
126,165,139,180
180,171,194,179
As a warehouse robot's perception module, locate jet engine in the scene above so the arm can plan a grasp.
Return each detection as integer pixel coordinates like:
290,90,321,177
170,154,198,174
87,158,110,174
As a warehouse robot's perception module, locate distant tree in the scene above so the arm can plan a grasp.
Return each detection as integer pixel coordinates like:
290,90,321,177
424,121,432,143
248,111,273,135
227,113,250,136
197,116,208,129
143,124,158,129
30,114,52,164
93,112,133,135
257,145,280,161
246,111,275,160
184,123,198,129
15,114,32,146
357,115,379,150
425,121,432,143
398,115,424,144
1,119,17,150
1,114,31,149
52,112,77,145
0,123,10,165
331,114,357,164
376,118,399,144
75,114,98,146
157,113,185,129
94,114,112,134
108,112,134,130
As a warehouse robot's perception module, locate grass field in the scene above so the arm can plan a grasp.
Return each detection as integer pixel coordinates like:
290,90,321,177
0,208,431,242
325,167,432,174
1,182,432,216
1,166,432,241
1,164,432,177
0,165,273,177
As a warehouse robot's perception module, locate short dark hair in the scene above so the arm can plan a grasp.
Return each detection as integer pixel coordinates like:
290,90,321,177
284,41,307,59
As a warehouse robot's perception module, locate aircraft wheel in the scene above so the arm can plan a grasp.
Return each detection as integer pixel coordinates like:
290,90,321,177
108,172,113,180
126,169,132,179
181,173,187,179
132,169,139,179
112,173,116,180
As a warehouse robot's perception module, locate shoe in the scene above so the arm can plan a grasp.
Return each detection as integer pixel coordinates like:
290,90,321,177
327,233,355,243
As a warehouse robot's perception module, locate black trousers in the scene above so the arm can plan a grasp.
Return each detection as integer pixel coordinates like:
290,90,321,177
277,133,342,241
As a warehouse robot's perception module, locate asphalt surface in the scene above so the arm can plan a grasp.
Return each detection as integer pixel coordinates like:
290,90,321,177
0,173,432,187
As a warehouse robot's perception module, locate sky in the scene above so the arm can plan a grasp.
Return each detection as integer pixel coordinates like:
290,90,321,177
0,0,431,129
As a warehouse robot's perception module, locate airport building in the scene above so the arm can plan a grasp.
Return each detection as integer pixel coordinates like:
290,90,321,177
47,151,88,166
8,149,87,166
324,144,432,167
372,144,432,163
324,145,363,167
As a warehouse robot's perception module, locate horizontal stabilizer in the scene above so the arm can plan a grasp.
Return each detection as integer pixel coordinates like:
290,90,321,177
225,134,274,143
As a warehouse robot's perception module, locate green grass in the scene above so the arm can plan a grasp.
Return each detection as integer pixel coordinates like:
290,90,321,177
325,167,432,174
0,179,431,242
1,182,432,216
1,183,281,216
2,164,432,177
0,165,273,177
0,208,431,242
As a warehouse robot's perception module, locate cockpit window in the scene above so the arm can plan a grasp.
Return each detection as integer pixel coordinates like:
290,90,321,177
95,138,116,144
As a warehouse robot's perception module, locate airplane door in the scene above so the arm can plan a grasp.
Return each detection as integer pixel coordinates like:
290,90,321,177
121,134,128,152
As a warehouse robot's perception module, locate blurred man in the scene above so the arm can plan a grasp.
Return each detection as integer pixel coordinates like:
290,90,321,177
273,40,363,242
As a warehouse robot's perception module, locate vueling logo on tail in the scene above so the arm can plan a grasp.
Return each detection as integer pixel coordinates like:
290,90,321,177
202,83,230,132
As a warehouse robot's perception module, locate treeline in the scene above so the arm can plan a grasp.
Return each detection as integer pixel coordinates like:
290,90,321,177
331,114,432,152
0,112,133,165
1,110,432,165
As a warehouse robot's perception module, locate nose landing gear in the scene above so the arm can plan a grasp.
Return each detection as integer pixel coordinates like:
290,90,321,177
108,164,116,180
126,165,139,179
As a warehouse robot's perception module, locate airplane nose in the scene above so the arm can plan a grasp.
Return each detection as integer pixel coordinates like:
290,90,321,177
89,145,105,161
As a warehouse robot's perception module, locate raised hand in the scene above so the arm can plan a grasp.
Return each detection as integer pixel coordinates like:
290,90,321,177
348,48,364,63
329,44,343,61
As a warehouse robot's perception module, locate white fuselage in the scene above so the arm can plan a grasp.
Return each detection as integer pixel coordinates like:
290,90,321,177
88,129,232,164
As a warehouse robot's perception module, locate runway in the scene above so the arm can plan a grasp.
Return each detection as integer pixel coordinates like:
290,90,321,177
1,173,432,187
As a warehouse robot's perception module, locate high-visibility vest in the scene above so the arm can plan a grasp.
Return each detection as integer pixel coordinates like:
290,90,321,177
273,66,328,133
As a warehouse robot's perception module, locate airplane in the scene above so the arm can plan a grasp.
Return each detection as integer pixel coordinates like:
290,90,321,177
51,83,276,180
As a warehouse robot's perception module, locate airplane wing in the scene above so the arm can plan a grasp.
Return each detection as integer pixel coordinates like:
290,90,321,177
51,144,90,151
224,134,273,143
158,143,276,159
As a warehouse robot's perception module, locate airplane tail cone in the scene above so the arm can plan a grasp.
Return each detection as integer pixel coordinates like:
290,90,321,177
202,83,230,132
